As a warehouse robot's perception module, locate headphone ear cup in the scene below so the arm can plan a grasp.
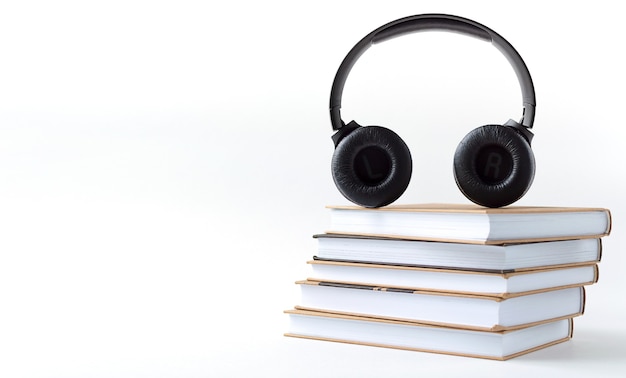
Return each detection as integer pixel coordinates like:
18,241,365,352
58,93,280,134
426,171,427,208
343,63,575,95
453,125,535,208
332,126,412,208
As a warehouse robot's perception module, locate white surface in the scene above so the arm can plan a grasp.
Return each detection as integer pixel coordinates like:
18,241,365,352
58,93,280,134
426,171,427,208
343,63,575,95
1,1,625,377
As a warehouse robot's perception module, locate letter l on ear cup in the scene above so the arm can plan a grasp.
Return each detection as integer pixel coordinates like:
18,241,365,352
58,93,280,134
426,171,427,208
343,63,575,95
332,126,412,208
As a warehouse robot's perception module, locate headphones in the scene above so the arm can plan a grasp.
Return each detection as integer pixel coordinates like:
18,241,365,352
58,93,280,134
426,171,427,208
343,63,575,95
329,14,536,208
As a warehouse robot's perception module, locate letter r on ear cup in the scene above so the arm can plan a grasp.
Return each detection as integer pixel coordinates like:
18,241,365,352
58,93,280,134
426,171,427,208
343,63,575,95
332,126,412,208
453,125,535,208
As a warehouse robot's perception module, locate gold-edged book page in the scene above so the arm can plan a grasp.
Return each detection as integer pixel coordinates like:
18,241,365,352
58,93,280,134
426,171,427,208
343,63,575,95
284,309,574,360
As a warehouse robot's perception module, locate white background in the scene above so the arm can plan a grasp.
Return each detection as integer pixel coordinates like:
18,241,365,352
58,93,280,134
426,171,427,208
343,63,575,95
1,0,624,377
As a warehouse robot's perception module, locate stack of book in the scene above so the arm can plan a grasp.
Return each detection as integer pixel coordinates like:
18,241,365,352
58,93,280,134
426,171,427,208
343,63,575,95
285,204,612,360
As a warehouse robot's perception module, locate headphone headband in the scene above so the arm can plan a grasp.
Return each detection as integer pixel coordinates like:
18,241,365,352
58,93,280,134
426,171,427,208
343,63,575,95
329,14,536,130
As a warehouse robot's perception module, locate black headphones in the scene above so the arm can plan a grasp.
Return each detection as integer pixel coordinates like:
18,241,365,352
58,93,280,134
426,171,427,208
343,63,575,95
329,14,536,208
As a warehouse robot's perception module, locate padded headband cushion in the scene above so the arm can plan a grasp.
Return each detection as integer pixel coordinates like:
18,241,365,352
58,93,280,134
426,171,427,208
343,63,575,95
453,125,535,207
332,126,412,208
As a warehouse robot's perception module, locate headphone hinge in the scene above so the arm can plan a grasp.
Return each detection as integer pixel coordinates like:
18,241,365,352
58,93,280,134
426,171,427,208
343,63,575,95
331,121,361,147
504,119,534,145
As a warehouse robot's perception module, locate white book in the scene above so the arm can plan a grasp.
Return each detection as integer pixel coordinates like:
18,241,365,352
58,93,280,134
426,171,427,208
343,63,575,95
314,235,602,272
326,204,611,244
285,309,573,360
296,280,585,331
307,260,598,297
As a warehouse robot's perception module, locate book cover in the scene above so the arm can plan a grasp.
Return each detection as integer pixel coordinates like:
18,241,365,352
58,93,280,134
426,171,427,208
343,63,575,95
306,260,599,298
313,234,603,272
296,280,586,331
285,309,574,360
326,203,612,244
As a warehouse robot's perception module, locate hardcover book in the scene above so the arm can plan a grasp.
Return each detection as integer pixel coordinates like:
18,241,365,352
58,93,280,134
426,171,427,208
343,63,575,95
296,280,585,331
285,309,573,361
326,204,612,244
314,234,602,272
307,260,599,297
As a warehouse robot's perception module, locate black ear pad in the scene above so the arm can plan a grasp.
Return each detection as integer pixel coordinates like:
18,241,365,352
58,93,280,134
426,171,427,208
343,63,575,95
453,125,535,208
332,126,412,208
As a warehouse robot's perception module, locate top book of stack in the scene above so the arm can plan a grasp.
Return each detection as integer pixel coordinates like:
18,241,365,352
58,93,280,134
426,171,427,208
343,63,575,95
326,204,612,245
